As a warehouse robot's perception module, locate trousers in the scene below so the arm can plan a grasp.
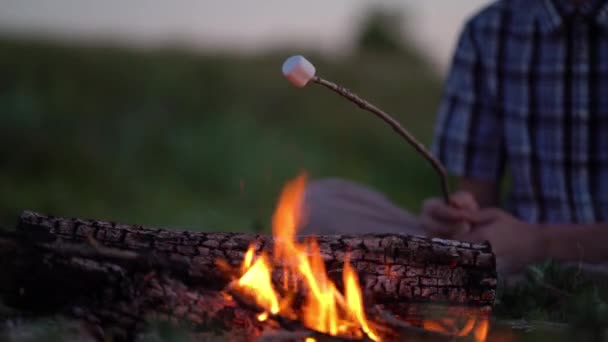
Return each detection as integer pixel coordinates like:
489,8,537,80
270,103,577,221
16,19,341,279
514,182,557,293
299,178,421,236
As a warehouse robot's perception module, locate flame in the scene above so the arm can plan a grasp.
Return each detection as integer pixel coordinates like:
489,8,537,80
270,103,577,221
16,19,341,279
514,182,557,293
301,239,340,335
225,173,379,340
474,318,489,342
241,245,255,273
236,251,279,315
423,320,448,334
271,173,305,247
223,173,489,341
257,312,268,322
423,317,489,341
344,257,379,341
458,318,476,337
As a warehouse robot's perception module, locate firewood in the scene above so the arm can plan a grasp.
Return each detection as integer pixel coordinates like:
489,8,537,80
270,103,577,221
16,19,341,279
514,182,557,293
0,235,262,340
17,211,496,307
0,211,496,340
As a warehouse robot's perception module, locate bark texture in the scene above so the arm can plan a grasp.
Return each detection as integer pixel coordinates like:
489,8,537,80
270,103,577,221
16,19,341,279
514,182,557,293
0,211,496,340
18,211,496,307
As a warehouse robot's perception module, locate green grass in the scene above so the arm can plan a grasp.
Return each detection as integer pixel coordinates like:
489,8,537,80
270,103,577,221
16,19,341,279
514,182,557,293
0,37,442,231
495,261,608,339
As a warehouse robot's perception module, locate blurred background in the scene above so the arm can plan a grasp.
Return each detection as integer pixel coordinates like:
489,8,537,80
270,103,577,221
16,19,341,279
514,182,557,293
0,0,488,231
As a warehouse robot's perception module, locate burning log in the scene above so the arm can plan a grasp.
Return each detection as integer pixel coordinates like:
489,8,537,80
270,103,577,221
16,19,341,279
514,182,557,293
0,236,264,340
0,176,495,341
17,210,496,310
0,209,495,340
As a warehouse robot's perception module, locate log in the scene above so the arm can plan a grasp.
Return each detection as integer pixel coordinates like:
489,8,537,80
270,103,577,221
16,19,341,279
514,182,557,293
17,211,497,308
0,233,264,340
0,211,496,340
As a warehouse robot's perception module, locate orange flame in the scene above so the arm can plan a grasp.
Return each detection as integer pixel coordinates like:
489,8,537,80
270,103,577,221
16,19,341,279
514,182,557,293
241,245,255,273
458,318,476,337
423,317,489,341
257,312,269,322
344,257,379,341
225,173,488,341
474,318,489,342
236,251,279,315
228,173,379,340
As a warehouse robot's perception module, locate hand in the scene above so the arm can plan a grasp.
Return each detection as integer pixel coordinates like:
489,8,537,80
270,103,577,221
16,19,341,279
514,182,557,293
458,208,545,272
421,191,478,238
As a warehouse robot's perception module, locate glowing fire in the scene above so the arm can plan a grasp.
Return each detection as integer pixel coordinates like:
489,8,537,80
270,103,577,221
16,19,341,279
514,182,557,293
227,173,378,340
236,252,279,315
224,173,488,341
423,317,488,341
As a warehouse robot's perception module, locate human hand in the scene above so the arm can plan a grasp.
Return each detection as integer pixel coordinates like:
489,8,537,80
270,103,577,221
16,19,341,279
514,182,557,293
458,208,544,272
421,191,478,238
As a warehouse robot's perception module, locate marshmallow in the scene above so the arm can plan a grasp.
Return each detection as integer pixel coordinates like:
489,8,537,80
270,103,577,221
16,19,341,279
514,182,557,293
282,55,316,88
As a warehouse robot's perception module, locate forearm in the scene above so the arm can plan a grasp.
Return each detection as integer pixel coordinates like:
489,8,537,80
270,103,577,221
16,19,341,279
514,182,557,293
537,223,608,264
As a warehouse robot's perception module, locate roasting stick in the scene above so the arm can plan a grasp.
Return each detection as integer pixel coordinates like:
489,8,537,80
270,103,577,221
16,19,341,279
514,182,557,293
281,55,450,204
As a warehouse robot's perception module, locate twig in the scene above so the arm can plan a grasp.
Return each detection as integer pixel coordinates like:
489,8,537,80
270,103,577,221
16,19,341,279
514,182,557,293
493,319,568,333
371,305,457,341
312,76,450,204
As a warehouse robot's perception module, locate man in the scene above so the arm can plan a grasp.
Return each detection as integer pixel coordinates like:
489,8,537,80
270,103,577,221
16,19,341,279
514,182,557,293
302,0,608,273
422,0,608,271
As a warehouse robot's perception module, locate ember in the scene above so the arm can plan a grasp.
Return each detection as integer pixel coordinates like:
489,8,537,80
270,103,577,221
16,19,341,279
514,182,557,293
423,317,488,341
221,173,489,341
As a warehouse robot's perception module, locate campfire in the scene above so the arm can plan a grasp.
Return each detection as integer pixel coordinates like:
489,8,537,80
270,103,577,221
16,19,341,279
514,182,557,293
0,56,498,340
219,173,490,341
3,194,496,341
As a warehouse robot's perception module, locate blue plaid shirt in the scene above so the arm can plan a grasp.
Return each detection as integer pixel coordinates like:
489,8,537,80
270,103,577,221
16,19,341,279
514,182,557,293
432,0,608,224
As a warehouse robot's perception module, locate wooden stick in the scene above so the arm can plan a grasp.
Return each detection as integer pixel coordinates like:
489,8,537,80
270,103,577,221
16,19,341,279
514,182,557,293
312,76,450,203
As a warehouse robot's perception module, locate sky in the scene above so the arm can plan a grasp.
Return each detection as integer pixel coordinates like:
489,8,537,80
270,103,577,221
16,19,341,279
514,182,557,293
0,0,489,72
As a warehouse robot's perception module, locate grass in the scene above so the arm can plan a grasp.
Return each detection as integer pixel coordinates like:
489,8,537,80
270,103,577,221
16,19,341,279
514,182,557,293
495,261,608,339
0,37,441,232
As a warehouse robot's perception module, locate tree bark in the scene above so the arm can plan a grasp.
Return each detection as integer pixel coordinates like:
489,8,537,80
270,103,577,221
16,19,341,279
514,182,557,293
17,211,496,307
0,241,263,341
0,211,496,340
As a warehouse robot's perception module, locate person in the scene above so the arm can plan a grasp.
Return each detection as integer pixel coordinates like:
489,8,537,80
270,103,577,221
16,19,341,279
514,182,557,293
421,0,608,271
301,0,608,273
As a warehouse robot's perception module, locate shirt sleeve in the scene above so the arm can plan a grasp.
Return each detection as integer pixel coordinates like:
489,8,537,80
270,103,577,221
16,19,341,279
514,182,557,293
431,21,504,182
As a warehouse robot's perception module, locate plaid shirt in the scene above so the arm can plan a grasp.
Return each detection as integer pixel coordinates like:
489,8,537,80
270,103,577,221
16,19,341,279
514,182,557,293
432,0,608,224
